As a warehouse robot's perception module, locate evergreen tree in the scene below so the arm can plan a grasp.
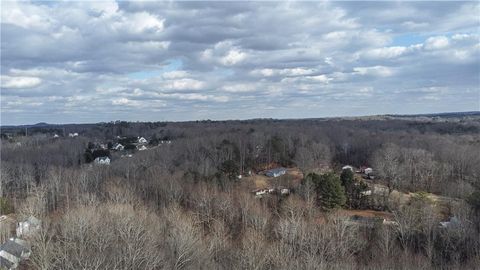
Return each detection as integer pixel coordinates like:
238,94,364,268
303,172,346,209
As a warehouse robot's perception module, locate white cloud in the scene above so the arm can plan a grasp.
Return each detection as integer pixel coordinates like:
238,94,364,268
1,1,478,124
223,83,257,93
162,71,189,79
251,68,316,77
354,66,393,77
112,98,140,107
1,76,42,88
424,36,449,50
220,49,247,66
113,12,164,34
363,46,408,59
1,1,52,30
165,79,205,90
309,75,332,83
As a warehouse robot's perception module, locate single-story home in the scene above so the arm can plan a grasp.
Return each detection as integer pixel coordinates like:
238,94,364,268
138,137,148,144
360,190,372,196
16,216,41,238
113,143,124,151
265,167,287,178
94,156,110,165
440,217,461,229
137,145,147,151
253,189,269,196
0,238,31,269
342,165,354,171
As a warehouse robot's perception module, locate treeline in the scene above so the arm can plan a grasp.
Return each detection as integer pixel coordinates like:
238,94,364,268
0,116,479,269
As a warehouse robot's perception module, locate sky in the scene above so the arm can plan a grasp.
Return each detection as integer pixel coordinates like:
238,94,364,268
1,1,479,125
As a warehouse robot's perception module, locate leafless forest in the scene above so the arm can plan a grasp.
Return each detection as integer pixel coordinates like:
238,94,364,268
1,113,480,269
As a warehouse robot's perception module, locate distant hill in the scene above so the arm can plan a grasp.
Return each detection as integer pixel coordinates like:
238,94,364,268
1,111,479,128
1,122,57,129
385,111,480,118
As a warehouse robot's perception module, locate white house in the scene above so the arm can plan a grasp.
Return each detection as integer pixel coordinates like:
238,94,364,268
68,133,78,137
113,143,124,151
265,167,287,178
16,216,41,238
94,157,110,165
53,134,59,138
138,137,148,144
254,189,268,196
342,165,354,171
137,145,147,151
364,168,373,175
360,190,372,196
280,188,290,195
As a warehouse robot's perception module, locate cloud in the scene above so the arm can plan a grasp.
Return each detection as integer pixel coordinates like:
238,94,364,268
1,76,42,88
220,49,247,66
363,46,409,59
1,1,479,124
353,66,394,77
424,36,450,50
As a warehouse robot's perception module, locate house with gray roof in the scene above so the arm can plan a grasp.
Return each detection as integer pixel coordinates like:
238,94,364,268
265,167,287,178
0,238,31,269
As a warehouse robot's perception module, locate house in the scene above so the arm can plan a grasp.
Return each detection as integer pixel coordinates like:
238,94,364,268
137,145,147,151
113,143,124,151
16,216,41,238
440,217,461,229
68,133,78,137
53,134,59,138
138,137,148,144
94,156,110,165
342,165,354,171
357,166,373,177
383,219,399,226
280,188,290,195
0,238,31,270
265,167,287,178
253,189,269,196
360,190,372,196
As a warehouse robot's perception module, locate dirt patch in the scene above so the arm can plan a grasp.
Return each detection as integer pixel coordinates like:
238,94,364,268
337,209,394,220
287,168,304,186
251,175,269,189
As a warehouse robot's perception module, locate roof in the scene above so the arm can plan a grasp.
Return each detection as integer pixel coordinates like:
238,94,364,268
0,239,29,259
0,255,14,269
266,167,287,174
24,216,41,226
95,156,110,161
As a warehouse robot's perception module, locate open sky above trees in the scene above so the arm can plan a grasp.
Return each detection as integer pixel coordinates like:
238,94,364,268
1,1,479,125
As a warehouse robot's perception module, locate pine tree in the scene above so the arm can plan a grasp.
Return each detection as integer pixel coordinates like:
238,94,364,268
303,172,346,209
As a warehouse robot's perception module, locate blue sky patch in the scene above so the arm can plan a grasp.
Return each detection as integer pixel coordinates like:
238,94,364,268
392,34,425,46
128,59,183,80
